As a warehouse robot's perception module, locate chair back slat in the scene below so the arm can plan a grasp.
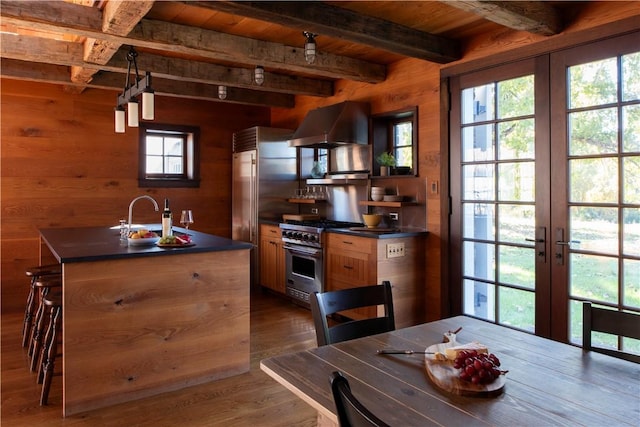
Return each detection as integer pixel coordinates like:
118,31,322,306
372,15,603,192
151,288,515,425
310,281,395,347
583,302,640,364
330,371,390,427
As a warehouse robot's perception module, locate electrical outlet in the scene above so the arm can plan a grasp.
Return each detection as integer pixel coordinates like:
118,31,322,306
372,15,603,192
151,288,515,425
386,242,405,258
389,212,399,221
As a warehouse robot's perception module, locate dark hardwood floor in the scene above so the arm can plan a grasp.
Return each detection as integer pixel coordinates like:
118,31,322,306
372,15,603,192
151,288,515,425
1,290,318,426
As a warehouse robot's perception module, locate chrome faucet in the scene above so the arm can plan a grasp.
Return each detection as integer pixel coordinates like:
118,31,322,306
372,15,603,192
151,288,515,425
128,195,159,233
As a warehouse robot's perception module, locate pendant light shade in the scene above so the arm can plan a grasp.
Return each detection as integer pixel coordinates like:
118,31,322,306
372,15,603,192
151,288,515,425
115,105,125,133
303,32,317,64
218,85,227,100
142,88,154,120
254,65,265,86
127,98,139,127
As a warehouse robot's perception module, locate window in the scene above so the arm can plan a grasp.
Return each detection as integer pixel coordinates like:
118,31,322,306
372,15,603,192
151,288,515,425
371,107,418,176
138,123,200,188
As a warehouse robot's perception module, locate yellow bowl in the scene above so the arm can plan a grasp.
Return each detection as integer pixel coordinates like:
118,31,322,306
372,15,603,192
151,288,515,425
362,214,382,228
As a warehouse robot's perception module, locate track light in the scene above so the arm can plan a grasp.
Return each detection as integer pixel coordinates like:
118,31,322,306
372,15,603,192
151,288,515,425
254,65,265,86
115,46,154,133
218,85,227,100
303,32,317,64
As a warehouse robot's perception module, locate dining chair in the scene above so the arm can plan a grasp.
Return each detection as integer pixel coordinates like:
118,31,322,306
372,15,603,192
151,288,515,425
330,371,390,427
310,281,395,347
582,302,640,363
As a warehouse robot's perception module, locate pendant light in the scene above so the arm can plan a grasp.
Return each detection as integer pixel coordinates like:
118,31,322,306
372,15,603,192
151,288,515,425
115,46,155,133
303,32,317,64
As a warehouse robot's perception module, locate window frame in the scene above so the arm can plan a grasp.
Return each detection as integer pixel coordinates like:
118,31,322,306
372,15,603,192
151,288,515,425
138,123,201,188
371,107,418,176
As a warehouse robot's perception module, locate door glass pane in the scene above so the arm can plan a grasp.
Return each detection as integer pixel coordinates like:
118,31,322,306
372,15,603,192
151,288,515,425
623,259,640,308
568,57,617,108
497,204,535,244
462,125,494,162
569,158,618,203
499,287,534,332
623,208,640,256
569,299,582,345
463,203,495,240
463,279,495,321
497,119,534,159
498,246,535,289
498,162,535,202
497,75,534,119
463,164,494,200
463,241,495,281
568,108,618,156
570,206,618,255
622,105,640,152
570,253,618,304
622,52,640,101
462,84,495,124
623,156,640,203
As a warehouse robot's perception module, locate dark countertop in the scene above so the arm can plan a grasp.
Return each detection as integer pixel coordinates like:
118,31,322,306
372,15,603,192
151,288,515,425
327,227,428,239
40,224,252,263
259,218,427,239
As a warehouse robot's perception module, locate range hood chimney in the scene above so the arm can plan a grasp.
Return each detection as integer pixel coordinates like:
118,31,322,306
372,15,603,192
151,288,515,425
288,101,370,148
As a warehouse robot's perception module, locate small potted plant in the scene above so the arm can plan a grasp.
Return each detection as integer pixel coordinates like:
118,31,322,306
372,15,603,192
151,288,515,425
376,152,395,176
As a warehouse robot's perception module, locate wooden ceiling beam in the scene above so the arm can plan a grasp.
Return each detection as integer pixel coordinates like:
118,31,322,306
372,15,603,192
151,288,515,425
441,1,563,36
69,0,155,90
0,34,332,97
0,0,385,83
1,58,294,108
190,1,461,64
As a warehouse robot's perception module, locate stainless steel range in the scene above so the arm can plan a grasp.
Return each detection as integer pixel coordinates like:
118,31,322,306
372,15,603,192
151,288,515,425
280,220,361,306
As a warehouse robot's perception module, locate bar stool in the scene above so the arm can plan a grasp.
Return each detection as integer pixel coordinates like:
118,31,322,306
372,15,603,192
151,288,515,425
37,289,62,405
22,264,61,347
29,276,62,372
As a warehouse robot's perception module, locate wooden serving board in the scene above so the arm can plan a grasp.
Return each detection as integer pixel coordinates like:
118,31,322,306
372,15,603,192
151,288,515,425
282,214,321,221
348,227,400,233
424,333,505,397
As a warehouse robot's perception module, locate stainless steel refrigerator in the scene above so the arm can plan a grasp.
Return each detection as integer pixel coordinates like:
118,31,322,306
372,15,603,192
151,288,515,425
232,126,299,287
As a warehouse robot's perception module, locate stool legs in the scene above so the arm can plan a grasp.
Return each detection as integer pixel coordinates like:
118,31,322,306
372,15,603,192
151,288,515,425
39,303,61,405
21,279,37,347
29,288,50,372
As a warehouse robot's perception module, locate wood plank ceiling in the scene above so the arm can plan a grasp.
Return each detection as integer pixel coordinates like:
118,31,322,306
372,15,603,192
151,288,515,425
0,0,580,109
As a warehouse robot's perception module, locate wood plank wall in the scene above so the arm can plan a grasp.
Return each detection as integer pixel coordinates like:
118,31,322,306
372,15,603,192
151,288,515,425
2,0,637,318
270,1,640,321
1,80,269,312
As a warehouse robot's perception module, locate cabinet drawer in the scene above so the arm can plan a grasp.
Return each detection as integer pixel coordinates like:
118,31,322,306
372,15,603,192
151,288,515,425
326,233,374,255
260,224,281,238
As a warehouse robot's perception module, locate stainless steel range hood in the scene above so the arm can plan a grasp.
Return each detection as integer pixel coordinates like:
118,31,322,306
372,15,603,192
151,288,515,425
288,101,370,148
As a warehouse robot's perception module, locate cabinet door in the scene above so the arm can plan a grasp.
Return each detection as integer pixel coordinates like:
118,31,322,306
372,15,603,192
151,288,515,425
259,225,285,294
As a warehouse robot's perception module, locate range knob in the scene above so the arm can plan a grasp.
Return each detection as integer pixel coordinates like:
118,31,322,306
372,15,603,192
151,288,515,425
308,235,317,242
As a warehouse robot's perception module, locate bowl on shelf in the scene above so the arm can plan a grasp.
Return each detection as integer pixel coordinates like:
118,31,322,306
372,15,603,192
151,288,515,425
371,187,386,201
362,214,382,228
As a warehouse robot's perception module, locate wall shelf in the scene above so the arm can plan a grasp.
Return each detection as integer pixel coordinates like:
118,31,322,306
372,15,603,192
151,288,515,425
287,198,327,204
359,200,419,208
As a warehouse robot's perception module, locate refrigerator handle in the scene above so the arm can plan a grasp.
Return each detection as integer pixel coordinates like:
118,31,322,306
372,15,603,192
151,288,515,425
250,154,257,243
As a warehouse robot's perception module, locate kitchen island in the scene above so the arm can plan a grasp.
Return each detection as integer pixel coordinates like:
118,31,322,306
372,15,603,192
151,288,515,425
39,226,252,416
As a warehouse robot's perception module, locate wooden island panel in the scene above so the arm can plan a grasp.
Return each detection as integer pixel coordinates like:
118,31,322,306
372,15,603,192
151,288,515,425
61,249,250,416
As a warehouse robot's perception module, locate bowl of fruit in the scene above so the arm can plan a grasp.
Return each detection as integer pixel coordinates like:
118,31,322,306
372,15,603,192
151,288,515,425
127,229,160,246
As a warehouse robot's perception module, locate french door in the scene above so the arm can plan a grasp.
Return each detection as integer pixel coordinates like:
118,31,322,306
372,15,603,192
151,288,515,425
450,32,640,347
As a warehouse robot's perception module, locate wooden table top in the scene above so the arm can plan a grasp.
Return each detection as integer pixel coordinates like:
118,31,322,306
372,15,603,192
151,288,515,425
261,316,640,426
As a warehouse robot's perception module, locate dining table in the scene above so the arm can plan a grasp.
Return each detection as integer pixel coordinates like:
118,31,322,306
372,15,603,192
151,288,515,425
260,315,639,426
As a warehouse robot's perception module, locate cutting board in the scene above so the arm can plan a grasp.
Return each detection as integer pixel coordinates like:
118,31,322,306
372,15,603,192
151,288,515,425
282,214,320,221
424,333,505,397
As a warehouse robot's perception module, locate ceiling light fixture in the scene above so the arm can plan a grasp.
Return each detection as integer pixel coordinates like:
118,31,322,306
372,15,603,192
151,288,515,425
254,65,265,86
303,32,317,64
115,46,154,133
218,85,227,100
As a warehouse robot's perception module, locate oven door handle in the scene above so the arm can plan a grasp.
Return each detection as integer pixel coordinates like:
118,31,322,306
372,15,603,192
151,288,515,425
283,244,322,257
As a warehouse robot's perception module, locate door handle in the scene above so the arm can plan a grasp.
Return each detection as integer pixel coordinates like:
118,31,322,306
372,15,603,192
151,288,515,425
527,227,547,263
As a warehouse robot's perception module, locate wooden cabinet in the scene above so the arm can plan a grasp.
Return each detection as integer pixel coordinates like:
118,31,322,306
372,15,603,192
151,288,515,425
326,232,425,328
259,224,285,294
